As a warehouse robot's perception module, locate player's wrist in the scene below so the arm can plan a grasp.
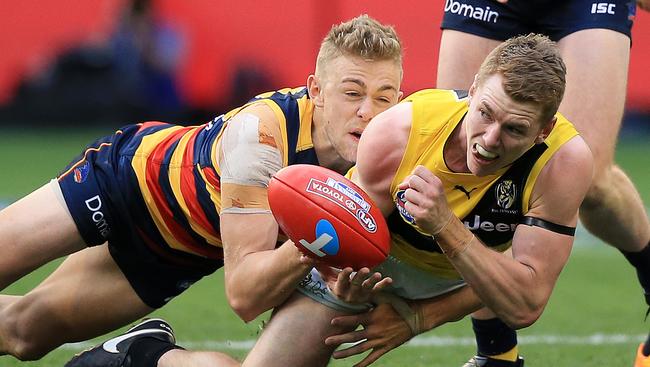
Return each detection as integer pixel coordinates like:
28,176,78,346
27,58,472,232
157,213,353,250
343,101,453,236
433,216,475,259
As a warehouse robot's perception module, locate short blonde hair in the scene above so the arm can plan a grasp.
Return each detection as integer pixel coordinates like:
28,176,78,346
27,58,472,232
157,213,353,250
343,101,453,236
315,15,403,79
477,33,566,124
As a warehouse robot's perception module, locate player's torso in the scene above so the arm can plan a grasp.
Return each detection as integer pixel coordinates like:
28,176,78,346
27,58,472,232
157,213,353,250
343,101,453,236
380,89,577,297
121,87,317,258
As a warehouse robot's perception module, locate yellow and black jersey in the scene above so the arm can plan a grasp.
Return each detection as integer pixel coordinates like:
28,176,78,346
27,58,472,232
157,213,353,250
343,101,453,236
388,89,578,279
118,87,316,259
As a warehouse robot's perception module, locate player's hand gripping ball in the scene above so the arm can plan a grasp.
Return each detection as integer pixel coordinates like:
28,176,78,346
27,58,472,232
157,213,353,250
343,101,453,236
268,164,390,269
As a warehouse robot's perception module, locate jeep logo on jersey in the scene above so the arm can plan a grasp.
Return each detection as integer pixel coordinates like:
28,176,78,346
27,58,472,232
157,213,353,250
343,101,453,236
395,190,415,224
496,180,516,209
299,219,339,257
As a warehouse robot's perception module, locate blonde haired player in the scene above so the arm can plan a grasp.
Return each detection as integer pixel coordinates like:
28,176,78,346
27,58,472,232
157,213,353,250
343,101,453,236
0,15,403,365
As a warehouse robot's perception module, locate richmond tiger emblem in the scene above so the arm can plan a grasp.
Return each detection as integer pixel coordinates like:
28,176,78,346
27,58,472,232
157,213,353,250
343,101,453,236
496,180,516,209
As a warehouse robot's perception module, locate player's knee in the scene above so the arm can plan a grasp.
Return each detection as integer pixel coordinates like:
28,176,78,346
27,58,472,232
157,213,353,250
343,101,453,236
582,165,617,209
0,301,56,360
0,316,47,360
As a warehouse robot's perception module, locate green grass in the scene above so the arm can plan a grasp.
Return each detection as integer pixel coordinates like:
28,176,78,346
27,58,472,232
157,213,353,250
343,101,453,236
0,128,648,366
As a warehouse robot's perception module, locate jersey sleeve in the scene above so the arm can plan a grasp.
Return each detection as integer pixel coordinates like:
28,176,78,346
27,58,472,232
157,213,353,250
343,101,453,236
218,110,285,214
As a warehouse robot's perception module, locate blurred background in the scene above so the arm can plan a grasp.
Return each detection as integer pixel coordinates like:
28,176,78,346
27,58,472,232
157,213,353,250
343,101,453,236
1,0,648,128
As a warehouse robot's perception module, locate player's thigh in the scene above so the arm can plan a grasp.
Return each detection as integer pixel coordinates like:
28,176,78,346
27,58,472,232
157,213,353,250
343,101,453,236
243,292,353,367
557,29,630,167
437,30,501,89
6,244,153,343
0,181,86,287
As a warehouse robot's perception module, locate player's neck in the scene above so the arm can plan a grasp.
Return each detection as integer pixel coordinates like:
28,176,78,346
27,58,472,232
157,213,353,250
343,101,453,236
444,119,470,173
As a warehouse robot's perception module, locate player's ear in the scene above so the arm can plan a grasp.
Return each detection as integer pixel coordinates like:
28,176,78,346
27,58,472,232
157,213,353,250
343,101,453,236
536,116,556,144
307,75,324,107
467,74,479,104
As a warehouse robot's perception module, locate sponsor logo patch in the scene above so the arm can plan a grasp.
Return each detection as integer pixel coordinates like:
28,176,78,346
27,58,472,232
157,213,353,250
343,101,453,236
73,161,90,183
306,177,377,233
496,180,516,209
591,2,616,14
299,219,340,257
395,190,415,224
444,0,500,23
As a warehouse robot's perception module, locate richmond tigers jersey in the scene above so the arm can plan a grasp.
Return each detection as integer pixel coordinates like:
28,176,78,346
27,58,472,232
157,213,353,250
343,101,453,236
388,89,578,279
123,87,317,259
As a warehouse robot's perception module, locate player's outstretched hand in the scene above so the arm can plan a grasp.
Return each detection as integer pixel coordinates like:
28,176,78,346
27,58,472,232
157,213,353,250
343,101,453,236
326,267,392,304
325,303,412,367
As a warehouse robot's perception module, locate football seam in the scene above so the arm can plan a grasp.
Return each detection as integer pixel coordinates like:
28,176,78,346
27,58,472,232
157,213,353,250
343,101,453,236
271,176,389,257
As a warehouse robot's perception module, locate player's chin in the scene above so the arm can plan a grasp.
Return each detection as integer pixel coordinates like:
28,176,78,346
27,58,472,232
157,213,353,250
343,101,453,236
340,142,359,164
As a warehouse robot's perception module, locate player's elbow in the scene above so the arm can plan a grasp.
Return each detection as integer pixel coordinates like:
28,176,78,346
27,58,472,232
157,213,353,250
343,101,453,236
227,293,262,322
504,313,539,329
501,304,543,329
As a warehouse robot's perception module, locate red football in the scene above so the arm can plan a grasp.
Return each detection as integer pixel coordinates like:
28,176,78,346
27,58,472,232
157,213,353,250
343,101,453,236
268,164,390,269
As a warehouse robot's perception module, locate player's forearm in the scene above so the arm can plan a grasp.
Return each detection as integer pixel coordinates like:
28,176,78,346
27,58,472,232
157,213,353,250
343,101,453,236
414,285,483,331
435,218,547,328
226,243,312,322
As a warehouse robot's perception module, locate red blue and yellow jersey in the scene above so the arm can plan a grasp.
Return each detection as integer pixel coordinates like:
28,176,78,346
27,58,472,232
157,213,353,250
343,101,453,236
117,87,316,259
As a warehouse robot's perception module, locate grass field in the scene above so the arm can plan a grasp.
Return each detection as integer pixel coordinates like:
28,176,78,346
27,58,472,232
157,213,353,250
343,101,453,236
0,126,648,366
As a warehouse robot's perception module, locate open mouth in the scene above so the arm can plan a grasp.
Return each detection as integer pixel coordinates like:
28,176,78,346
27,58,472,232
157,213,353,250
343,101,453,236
473,143,498,161
350,132,362,140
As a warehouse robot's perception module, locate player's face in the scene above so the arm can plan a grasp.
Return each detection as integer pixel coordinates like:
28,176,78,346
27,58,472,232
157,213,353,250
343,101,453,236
463,74,552,176
312,55,402,169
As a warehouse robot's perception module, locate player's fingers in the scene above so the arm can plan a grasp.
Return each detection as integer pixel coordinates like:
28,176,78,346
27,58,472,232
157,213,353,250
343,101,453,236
325,329,368,347
411,165,435,181
397,174,414,190
334,267,353,288
332,339,373,359
299,254,316,265
350,268,370,287
404,187,425,208
370,276,393,292
354,349,387,367
338,267,354,281
331,314,368,328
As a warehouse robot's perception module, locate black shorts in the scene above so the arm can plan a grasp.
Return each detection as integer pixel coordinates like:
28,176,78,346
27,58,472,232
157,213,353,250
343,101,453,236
58,124,222,308
441,0,635,41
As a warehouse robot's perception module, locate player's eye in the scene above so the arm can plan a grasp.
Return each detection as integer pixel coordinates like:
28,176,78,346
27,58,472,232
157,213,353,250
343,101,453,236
479,108,491,120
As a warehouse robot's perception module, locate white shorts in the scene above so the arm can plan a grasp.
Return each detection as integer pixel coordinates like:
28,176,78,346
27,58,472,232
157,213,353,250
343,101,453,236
296,254,466,313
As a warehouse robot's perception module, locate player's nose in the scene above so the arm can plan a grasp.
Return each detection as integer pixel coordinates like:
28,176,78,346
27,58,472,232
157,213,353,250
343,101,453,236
356,97,375,123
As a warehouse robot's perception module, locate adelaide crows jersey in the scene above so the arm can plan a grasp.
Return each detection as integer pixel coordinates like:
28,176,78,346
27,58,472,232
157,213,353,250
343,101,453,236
388,89,578,279
60,87,317,261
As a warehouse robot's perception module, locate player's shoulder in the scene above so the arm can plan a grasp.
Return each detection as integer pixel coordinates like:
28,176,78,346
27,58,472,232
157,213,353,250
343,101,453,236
225,86,309,126
361,102,412,158
404,88,468,104
538,133,593,195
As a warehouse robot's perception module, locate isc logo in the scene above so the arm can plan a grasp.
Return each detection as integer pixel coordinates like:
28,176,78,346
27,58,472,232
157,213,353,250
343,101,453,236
591,3,615,14
299,219,340,257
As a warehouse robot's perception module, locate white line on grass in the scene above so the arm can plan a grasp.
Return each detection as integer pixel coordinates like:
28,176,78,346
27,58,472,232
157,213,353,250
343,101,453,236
61,333,646,351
